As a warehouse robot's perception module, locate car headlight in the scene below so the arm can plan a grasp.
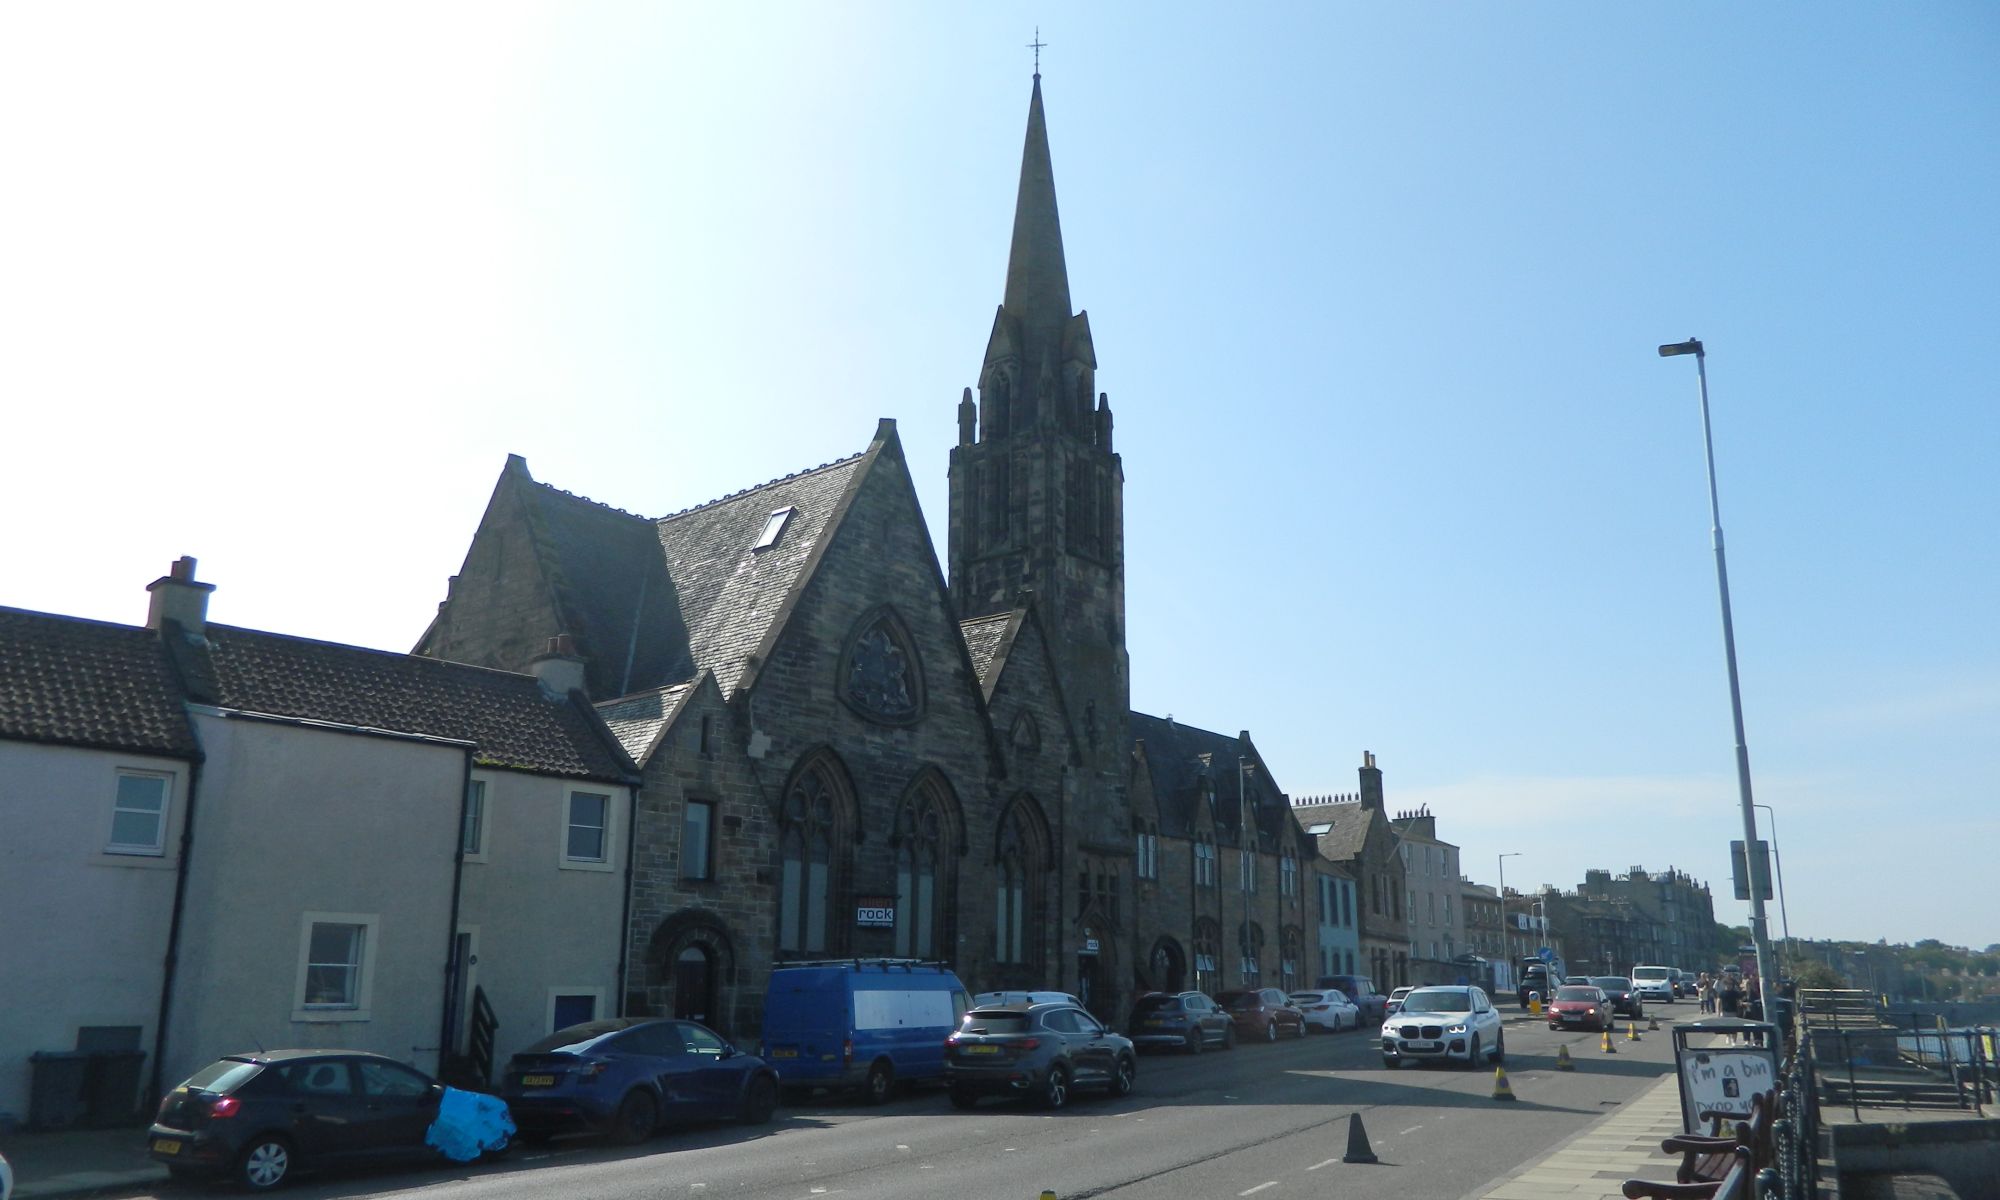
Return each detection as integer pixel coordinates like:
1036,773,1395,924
1446,1023,1468,1034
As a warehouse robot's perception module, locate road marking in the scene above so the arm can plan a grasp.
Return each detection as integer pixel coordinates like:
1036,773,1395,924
1241,1183,1278,1195
1397,1125,1423,1135
1307,1158,1338,1171
896,1144,910,1151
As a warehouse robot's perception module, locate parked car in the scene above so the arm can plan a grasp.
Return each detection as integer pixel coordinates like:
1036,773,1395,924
1214,988,1308,1042
1384,986,1415,1016
1630,965,1676,1005
1591,976,1646,1019
1517,964,1554,1008
1545,985,1615,1031
1126,991,1236,1053
974,990,1083,1009
500,1018,778,1143
944,1003,1136,1109
1316,975,1388,1022
761,958,970,1102
146,1050,486,1190
1288,990,1360,1032
1381,985,1505,1069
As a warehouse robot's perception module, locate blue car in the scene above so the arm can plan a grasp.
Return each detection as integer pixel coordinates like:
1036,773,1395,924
498,1018,780,1144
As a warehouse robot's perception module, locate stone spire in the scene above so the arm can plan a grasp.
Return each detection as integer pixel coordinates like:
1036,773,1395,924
1001,76,1073,347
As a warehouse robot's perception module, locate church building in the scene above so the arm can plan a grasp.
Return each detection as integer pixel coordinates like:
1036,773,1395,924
415,75,1392,1037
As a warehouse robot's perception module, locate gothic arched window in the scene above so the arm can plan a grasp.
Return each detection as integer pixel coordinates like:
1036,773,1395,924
778,756,850,954
995,797,1045,969
1279,927,1304,993
1192,918,1221,996
894,776,957,959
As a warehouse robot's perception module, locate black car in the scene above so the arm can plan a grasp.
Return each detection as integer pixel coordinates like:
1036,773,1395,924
945,1002,1137,1109
147,1050,476,1190
499,1018,779,1143
1591,975,1646,1019
1126,991,1236,1053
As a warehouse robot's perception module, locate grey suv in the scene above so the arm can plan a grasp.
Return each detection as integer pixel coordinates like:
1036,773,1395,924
1127,991,1236,1053
945,1002,1137,1110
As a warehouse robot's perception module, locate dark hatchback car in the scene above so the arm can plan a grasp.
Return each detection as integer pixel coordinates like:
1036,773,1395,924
500,1018,779,1144
147,1050,468,1190
1126,991,1235,1053
1214,989,1307,1042
944,1003,1137,1109
1591,976,1646,1019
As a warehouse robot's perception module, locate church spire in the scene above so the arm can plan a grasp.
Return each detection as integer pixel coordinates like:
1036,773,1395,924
1001,75,1073,344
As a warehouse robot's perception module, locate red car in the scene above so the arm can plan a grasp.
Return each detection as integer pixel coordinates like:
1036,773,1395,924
1546,985,1614,1031
1213,989,1307,1042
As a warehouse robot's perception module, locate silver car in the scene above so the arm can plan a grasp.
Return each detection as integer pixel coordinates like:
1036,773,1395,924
1381,985,1505,1068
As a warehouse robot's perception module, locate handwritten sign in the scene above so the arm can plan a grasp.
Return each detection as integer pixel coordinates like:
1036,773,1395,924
1679,1046,1777,1132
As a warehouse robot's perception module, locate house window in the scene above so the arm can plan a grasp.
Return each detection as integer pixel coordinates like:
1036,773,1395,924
780,760,846,954
1280,851,1297,898
753,506,795,551
699,714,714,757
1136,827,1158,880
1195,837,1216,887
293,912,378,1020
995,802,1041,967
461,779,486,857
682,799,714,882
894,783,952,958
108,771,170,855
565,791,610,864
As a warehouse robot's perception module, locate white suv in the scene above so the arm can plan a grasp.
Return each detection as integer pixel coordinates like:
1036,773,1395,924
1381,985,1505,1068
1630,965,1675,1004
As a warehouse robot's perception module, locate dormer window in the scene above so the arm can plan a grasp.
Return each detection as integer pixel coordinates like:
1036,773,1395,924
753,507,795,551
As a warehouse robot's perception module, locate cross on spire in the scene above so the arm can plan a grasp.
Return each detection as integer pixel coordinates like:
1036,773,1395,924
1028,27,1046,77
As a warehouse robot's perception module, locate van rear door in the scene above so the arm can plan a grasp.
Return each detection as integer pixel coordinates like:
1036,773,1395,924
762,969,847,1081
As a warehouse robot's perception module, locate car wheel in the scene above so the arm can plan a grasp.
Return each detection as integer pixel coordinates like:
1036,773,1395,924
1492,1030,1506,1064
1464,1035,1481,1069
1293,1017,1307,1039
1038,1064,1070,1110
1264,1020,1278,1043
1382,1056,1399,1070
235,1136,293,1191
863,1061,894,1106
949,1087,980,1110
478,1131,513,1160
740,1074,778,1124
1186,1029,1204,1055
1110,1055,1136,1098
612,1089,658,1145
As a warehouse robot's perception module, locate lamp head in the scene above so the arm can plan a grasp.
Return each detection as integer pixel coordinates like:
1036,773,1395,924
1658,338,1704,358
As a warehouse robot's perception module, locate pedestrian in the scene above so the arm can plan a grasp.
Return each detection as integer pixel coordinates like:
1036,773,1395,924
1719,973,1742,1018
1697,972,1714,1014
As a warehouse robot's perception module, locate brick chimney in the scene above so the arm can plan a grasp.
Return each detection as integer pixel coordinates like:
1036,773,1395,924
529,634,587,698
1357,750,1383,810
146,556,214,636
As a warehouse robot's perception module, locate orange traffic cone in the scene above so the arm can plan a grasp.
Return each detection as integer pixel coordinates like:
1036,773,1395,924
1601,1028,1617,1054
1492,1065,1518,1101
1555,1044,1576,1072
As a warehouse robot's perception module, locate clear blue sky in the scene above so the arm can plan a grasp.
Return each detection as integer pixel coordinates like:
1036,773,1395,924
3,4,1994,950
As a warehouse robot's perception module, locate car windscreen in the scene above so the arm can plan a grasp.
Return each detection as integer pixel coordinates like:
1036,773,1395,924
959,1011,1031,1035
1399,989,1472,1013
1593,978,1632,990
1633,968,1670,980
1131,995,1182,1014
183,1059,264,1093
1555,987,1599,1001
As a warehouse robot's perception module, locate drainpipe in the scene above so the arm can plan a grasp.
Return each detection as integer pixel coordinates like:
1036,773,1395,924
149,754,204,1107
616,782,638,1016
439,746,474,1077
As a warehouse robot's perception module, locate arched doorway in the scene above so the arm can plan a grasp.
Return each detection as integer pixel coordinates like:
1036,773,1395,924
648,912,737,1034
1147,937,1186,994
672,945,714,1024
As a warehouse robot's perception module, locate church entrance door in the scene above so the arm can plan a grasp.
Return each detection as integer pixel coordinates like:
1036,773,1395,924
672,945,714,1025
1077,953,1103,1019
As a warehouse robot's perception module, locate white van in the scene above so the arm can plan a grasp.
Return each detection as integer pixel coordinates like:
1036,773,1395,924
1630,965,1675,1004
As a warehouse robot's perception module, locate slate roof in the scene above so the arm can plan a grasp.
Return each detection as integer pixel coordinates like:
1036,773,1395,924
176,625,635,782
0,607,200,759
595,680,697,765
959,612,1016,690
1128,712,1290,848
1288,797,1375,863
520,478,687,697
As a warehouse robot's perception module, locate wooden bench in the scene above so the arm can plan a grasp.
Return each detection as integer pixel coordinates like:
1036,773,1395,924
1622,1145,1752,1200
1662,1092,1773,1184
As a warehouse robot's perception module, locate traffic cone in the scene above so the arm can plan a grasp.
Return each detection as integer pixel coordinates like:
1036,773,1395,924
1342,1112,1379,1163
1040,1193,1058,1200
1648,1014,1661,1031
1492,1065,1518,1101
1555,1044,1575,1071
1627,1020,1642,1042
1601,1028,1617,1054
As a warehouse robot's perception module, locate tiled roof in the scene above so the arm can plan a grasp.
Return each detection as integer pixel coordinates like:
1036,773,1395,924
522,481,688,697
959,612,1016,690
181,625,635,782
1128,712,1289,846
0,608,200,759
654,454,866,696
595,680,697,765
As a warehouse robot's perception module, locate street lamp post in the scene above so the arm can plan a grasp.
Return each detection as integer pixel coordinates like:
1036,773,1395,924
1754,803,1793,968
1658,337,1775,998
1498,852,1521,969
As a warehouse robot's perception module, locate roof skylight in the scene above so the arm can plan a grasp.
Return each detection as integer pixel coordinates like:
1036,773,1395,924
753,506,795,551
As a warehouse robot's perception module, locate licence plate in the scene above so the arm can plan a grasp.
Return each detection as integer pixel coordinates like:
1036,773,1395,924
153,1139,182,1155
1561,1013,1581,1021
1406,1041,1438,1051
964,1044,999,1055
769,1048,798,1058
521,1074,556,1087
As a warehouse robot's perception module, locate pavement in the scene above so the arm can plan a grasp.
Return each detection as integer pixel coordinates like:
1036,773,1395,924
0,1125,164,1200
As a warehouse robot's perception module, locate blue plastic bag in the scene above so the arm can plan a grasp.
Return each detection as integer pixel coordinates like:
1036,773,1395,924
426,1086,516,1162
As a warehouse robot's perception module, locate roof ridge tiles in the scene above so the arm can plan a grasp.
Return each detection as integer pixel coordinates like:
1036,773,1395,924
525,477,651,521
655,451,867,523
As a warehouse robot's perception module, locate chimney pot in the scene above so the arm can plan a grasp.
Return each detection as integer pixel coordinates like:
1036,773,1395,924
146,556,215,635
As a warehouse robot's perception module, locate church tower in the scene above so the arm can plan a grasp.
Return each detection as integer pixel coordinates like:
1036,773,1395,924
948,73,1129,773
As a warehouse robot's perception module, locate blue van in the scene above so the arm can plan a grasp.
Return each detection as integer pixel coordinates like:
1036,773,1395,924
761,959,971,1103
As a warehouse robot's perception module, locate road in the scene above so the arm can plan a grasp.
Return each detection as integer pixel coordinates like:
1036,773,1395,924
130,1012,1687,1200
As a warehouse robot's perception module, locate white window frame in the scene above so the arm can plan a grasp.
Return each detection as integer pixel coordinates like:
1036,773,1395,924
292,912,380,1022
107,769,172,856
461,777,490,862
560,788,617,872
752,506,795,551
544,987,607,1034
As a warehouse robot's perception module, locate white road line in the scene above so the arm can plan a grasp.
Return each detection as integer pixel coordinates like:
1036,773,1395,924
1240,1183,1279,1195
1397,1125,1423,1135
1306,1158,1338,1171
